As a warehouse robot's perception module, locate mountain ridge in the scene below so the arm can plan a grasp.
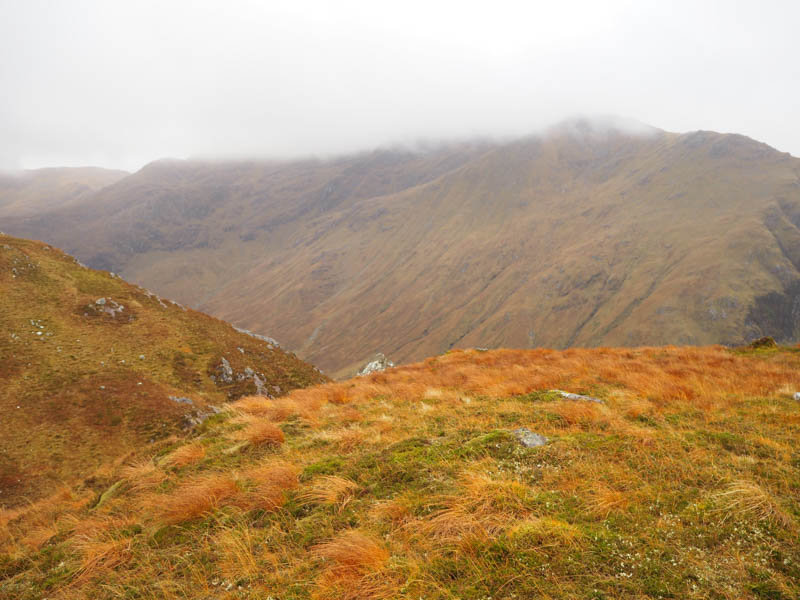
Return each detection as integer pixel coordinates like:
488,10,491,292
2,123,799,375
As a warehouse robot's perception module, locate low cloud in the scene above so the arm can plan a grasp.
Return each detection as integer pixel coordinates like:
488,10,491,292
1,0,798,170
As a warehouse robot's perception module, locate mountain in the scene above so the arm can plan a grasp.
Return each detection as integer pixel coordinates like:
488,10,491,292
2,343,799,598
3,121,800,375
0,234,327,507
0,167,128,219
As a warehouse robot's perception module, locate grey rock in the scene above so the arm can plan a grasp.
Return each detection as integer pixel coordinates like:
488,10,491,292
357,353,395,376
96,297,106,305
549,389,604,403
169,396,194,406
512,428,548,448
253,372,267,396
217,357,234,383
233,326,280,348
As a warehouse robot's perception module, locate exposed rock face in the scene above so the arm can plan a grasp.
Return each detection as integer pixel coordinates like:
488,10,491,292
512,428,548,448
214,357,234,383
233,326,280,348
210,356,272,397
84,297,130,319
549,389,604,404
357,353,395,376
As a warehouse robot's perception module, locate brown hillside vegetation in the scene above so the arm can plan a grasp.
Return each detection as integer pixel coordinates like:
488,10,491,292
0,167,128,218
0,234,327,507
3,121,800,375
2,345,799,599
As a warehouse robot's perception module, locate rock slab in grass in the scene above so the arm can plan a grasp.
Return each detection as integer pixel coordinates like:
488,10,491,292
512,428,548,448
550,389,604,403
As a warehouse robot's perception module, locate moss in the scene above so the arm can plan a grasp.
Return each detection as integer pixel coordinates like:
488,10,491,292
301,456,345,480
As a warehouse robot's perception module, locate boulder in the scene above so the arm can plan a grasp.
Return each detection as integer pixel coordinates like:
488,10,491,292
512,428,548,448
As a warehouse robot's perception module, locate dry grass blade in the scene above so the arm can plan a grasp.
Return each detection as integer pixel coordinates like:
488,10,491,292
238,419,285,447
160,442,206,468
713,480,794,528
120,459,167,493
298,476,360,512
312,530,389,576
72,535,132,583
156,474,240,524
243,461,299,510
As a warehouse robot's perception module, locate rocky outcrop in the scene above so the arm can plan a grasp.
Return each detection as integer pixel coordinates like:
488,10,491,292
357,353,395,376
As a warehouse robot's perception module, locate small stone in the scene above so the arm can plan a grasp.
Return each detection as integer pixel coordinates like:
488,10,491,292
512,428,548,447
139,355,145,360
96,298,106,305
794,392,800,401
549,389,604,403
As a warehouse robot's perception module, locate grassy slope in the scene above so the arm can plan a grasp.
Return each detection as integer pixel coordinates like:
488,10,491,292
0,234,327,508
2,345,798,599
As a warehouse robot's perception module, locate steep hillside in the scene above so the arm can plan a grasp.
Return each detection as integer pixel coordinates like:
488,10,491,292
2,345,799,599
3,122,800,374
0,234,327,507
0,167,128,219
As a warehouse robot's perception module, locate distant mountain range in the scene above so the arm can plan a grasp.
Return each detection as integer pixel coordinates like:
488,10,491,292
3,119,800,375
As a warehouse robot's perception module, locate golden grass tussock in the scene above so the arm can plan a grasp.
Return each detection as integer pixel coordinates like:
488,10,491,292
422,471,530,541
155,473,240,524
315,425,369,452
713,480,795,529
120,458,167,493
213,523,263,579
0,486,94,552
160,442,206,468
298,475,360,512
325,384,352,405
552,400,608,428
242,461,299,510
312,530,390,577
72,535,132,583
586,484,631,518
234,394,320,424
237,418,285,447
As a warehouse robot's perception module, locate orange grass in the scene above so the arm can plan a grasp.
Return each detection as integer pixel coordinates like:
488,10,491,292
154,474,240,524
242,461,299,510
160,442,206,468
238,419,285,447
312,530,389,576
299,475,360,512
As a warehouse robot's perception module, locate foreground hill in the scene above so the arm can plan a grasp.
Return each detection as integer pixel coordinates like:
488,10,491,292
0,234,327,507
3,121,800,374
2,345,799,599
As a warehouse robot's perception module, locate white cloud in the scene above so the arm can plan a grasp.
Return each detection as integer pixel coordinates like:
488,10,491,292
1,0,798,170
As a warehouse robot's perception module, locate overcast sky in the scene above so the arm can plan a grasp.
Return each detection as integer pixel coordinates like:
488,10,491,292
1,0,798,171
